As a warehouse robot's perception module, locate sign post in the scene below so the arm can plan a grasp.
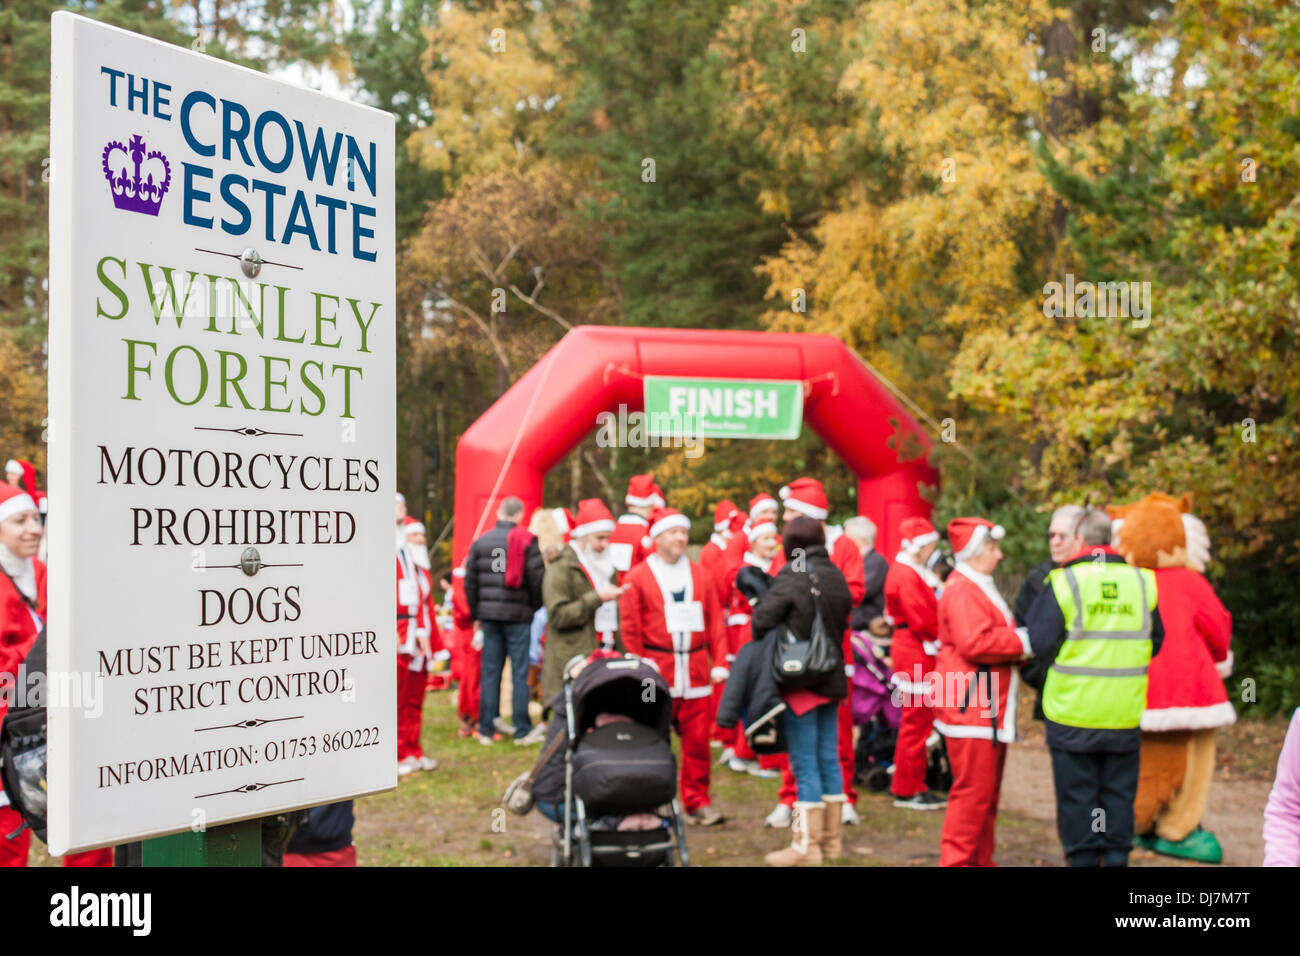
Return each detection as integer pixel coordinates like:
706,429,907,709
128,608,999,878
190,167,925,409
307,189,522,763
47,12,396,859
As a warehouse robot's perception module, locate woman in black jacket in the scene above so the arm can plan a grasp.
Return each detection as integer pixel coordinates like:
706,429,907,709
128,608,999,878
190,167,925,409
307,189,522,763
749,517,854,866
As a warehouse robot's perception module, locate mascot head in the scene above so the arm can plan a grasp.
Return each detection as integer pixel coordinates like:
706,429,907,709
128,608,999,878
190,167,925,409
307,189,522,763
1106,492,1209,572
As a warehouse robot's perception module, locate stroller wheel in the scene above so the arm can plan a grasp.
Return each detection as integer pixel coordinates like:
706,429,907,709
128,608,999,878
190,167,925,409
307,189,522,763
864,766,891,792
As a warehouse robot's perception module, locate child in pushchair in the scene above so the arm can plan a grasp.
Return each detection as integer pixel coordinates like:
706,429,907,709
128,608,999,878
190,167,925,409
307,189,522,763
850,631,903,792
526,651,690,867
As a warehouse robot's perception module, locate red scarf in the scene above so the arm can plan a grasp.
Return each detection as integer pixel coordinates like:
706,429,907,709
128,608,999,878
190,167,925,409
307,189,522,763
504,524,535,588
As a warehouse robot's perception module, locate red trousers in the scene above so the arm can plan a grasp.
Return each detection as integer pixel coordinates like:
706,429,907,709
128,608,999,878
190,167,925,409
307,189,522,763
0,808,113,866
396,655,428,761
451,626,481,724
939,736,1007,867
671,696,713,812
709,681,729,743
284,844,357,867
891,695,935,798
776,699,858,806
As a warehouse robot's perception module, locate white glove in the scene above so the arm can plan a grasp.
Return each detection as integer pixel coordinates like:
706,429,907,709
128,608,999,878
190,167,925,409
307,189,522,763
433,649,451,662
710,666,730,683
471,628,484,652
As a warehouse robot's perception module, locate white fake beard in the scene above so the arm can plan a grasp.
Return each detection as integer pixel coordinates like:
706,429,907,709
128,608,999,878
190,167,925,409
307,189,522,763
407,543,431,570
581,544,616,584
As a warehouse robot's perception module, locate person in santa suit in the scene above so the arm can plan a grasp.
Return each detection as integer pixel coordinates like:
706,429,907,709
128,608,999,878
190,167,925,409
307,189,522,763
446,566,481,739
0,484,111,867
885,516,948,811
396,516,442,776
701,499,740,748
699,500,740,602
932,517,1033,867
717,518,781,779
777,477,867,827
619,507,728,826
723,492,781,573
608,473,663,584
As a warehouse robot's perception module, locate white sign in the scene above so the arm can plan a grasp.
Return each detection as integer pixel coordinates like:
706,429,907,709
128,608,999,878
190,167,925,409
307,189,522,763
47,13,396,854
665,600,704,634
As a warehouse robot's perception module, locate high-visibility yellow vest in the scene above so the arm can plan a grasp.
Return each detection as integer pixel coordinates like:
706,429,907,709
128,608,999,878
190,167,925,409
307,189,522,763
1042,561,1157,729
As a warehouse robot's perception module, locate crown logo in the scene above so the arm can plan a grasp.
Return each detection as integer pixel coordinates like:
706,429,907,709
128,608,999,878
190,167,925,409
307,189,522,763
101,134,171,216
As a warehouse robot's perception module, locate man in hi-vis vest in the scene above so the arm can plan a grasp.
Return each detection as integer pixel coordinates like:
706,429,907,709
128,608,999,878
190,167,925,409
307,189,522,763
1026,509,1165,867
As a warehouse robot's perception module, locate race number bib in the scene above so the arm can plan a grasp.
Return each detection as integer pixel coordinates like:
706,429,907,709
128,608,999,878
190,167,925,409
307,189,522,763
398,578,419,605
665,600,704,634
607,542,633,572
594,600,619,632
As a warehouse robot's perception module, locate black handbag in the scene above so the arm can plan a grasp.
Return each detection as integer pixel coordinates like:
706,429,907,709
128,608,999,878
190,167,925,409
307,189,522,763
771,571,839,688
0,626,47,843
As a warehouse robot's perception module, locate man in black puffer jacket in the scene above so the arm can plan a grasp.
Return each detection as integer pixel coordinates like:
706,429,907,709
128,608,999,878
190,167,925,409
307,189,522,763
465,497,546,743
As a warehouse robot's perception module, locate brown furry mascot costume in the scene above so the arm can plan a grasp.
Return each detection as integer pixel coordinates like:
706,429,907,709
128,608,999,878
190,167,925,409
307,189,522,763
1108,493,1234,863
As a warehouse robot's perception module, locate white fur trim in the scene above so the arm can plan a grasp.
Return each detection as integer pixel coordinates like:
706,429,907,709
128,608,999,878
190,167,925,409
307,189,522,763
749,496,778,519
571,518,615,538
0,493,38,524
954,523,1004,562
900,530,939,551
952,561,1016,625
1140,701,1237,731
650,513,690,538
710,667,730,682
1181,512,1211,573
617,513,649,526
404,521,426,537
551,507,570,532
896,551,943,591
1215,650,1234,680
747,520,777,542
726,613,750,626
395,492,405,503
782,496,828,521
625,493,660,507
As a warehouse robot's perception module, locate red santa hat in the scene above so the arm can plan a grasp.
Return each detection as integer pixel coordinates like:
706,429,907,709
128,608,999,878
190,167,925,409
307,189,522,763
898,516,940,552
712,499,740,533
552,507,577,544
748,492,779,520
948,517,1005,563
402,515,426,537
625,473,666,509
648,507,690,539
778,477,828,522
747,520,778,543
0,483,38,524
571,498,615,539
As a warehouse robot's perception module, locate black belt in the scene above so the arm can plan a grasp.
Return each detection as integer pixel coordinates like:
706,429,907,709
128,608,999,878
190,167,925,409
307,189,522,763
642,641,705,654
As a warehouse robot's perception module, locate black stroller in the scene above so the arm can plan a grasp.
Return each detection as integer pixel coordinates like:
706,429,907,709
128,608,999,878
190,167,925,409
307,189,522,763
552,652,690,867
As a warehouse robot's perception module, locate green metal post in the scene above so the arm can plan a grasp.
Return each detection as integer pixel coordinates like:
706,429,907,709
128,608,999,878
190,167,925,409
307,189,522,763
140,819,261,866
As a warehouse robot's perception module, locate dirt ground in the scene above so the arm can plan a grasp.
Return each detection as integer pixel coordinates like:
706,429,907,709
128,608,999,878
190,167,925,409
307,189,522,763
343,687,1289,868
28,683,1289,867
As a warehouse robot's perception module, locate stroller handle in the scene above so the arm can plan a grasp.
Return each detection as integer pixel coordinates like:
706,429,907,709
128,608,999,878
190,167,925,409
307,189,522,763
561,653,588,686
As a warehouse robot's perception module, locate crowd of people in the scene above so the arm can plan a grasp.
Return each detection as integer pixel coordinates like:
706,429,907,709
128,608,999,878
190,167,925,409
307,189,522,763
404,472,1300,868
1,448,1296,868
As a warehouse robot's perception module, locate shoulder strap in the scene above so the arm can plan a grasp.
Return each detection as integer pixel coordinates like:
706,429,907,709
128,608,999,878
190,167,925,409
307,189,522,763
527,729,568,784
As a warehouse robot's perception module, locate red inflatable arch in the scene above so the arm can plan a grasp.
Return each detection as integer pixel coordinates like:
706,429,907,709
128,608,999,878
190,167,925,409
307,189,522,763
453,325,939,564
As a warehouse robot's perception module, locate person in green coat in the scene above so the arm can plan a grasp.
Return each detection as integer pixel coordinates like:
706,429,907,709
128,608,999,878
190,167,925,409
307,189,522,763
541,498,628,701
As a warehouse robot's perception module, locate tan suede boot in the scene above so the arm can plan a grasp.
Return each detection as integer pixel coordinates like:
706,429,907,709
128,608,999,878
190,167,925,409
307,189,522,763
821,794,846,860
765,802,824,866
